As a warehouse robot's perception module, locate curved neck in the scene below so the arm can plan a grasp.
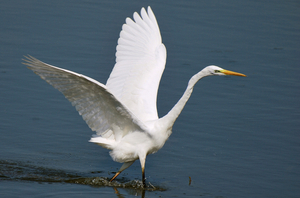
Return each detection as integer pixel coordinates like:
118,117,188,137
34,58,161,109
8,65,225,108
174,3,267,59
161,70,208,129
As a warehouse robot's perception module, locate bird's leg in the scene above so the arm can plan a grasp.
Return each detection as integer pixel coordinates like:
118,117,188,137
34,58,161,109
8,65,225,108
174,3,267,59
142,166,146,187
139,155,146,188
110,172,120,182
110,161,134,182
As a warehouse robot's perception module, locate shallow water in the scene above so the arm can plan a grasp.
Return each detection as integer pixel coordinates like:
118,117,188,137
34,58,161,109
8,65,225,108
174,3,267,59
1,0,299,197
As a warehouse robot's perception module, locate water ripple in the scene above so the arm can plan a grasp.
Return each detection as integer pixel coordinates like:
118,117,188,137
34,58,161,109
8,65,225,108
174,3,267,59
0,160,166,192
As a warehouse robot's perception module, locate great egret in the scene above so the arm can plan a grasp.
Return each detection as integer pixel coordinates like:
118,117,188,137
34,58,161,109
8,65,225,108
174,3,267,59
23,6,246,187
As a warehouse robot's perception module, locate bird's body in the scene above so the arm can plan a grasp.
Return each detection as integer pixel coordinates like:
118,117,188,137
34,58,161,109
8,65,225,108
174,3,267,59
24,6,246,187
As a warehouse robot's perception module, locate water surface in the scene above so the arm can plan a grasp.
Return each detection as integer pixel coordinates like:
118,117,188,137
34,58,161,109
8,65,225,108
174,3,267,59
0,0,299,197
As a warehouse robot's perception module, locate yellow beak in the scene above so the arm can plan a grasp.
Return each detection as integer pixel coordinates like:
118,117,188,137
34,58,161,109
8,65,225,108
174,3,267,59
221,69,247,77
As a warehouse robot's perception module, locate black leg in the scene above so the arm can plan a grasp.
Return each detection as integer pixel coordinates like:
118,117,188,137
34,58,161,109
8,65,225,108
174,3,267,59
142,166,146,188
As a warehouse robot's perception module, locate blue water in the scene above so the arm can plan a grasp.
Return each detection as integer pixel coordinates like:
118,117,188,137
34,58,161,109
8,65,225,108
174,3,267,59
1,0,299,197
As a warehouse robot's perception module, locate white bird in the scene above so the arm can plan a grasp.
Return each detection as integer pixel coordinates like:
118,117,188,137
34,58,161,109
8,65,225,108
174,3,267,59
23,6,246,187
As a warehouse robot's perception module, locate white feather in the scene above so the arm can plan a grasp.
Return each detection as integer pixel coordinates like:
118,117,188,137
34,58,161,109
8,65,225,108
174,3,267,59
106,7,166,122
23,56,146,146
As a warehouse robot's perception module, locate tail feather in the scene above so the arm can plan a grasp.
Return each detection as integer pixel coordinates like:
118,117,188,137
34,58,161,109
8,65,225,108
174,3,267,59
89,136,116,150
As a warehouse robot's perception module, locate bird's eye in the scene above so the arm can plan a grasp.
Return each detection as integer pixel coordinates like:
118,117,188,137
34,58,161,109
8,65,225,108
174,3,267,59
214,70,220,73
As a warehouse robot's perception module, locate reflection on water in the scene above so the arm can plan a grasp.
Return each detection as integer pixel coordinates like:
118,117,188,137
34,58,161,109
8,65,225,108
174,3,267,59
0,160,166,197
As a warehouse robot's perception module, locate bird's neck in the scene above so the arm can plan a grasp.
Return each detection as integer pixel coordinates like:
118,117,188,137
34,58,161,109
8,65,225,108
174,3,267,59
161,70,207,130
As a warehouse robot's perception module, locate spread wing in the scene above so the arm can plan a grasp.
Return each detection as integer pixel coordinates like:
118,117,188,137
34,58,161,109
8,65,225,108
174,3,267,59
106,6,167,122
24,56,145,140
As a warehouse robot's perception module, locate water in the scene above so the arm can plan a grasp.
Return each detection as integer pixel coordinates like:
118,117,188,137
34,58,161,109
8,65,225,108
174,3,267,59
1,0,299,197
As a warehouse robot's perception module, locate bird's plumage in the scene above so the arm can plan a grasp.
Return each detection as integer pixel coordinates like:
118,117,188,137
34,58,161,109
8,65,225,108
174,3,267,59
107,7,166,122
24,6,245,187
24,56,146,144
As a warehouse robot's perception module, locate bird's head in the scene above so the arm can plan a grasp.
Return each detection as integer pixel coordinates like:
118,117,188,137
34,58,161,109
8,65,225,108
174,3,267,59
205,65,246,77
